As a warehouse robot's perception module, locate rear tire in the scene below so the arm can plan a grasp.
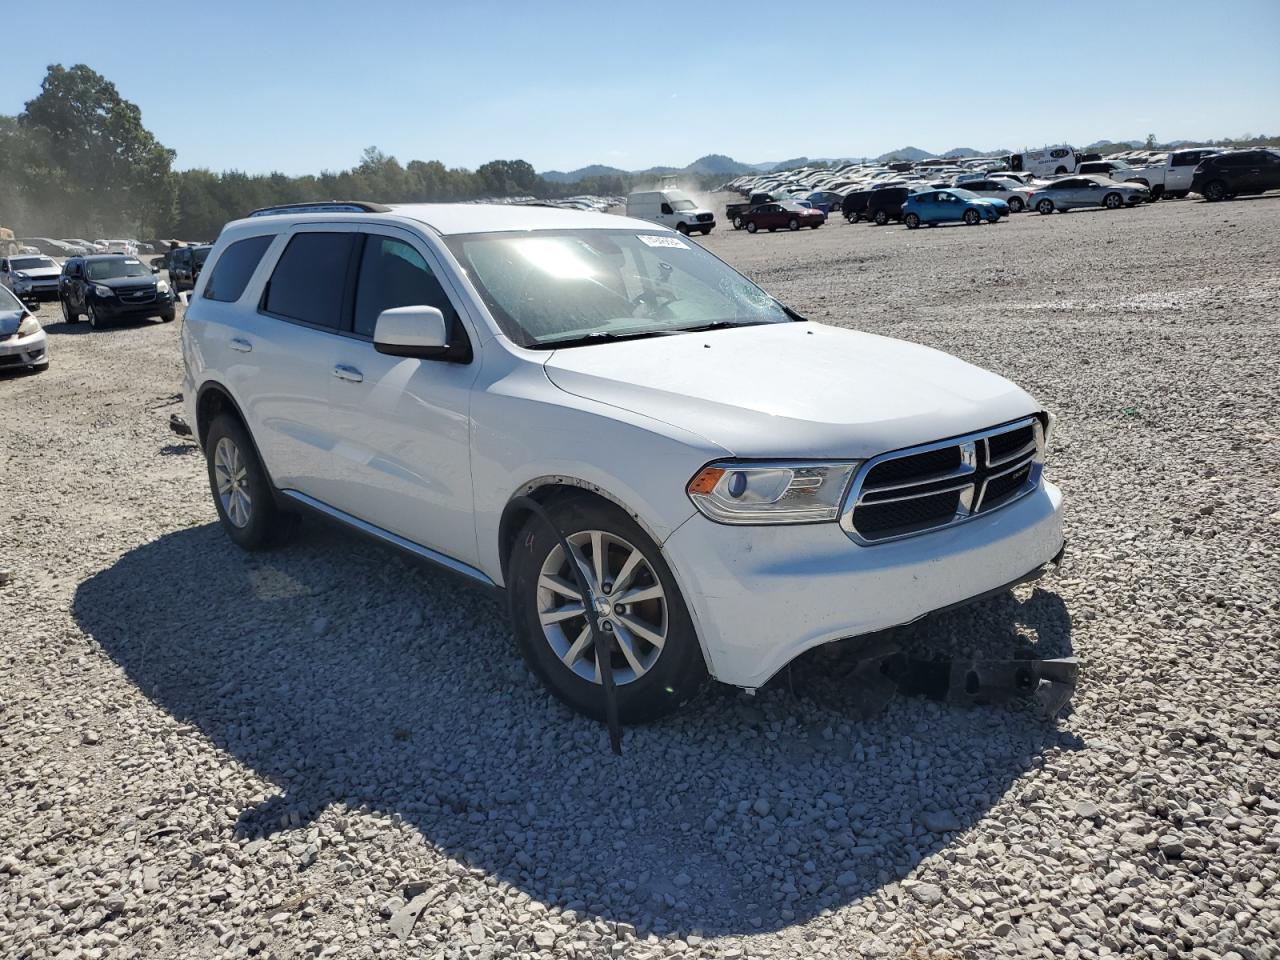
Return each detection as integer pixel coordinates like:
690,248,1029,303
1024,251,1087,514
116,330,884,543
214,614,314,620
507,495,707,724
733,215,743,230
873,209,888,225
1008,197,1024,212
1203,181,1228,201
204,413,290,551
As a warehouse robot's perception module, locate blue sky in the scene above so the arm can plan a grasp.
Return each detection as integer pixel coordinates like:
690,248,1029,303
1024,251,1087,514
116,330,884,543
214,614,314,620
6,0,1279,175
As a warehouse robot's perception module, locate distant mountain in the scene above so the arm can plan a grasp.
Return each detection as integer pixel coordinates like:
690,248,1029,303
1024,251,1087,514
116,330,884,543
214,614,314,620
684,154,753,176
540,164,629,184
876,146,934,162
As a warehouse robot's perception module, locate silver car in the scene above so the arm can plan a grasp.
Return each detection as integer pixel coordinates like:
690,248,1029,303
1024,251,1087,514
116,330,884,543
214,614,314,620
1028,176,1149,214
0,254,63,301
0,283,48,373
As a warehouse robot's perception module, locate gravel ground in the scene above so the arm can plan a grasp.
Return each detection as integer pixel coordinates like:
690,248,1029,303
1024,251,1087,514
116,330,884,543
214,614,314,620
2,195,1279,960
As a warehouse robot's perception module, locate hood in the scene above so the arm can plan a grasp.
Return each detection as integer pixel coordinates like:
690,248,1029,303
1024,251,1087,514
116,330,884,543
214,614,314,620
543,322,1040,459
15,265,61,279
98,276,156,290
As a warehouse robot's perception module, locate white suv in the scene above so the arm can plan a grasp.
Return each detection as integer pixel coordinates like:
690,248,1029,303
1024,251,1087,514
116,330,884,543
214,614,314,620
181,202,1065,722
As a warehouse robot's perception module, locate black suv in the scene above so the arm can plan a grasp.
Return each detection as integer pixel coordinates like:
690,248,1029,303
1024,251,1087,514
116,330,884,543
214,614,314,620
841,189,873,222
59,255,176,329
1191,150,1280,201
169,244,212,294
865,186,912,226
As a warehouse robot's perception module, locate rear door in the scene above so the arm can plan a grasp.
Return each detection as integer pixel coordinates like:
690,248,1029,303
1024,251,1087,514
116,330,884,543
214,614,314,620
324,225,482,565
232,225,359,501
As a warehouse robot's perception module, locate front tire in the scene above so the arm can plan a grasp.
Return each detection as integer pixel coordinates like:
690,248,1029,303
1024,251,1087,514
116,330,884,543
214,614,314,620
746,221,758,233
788,218,799,231
87,304,102,329
963,209,980,225
61,298,80,323
507,496,707,723
204,414,289,551
904,213,920,229
1104,192,1123,209
676,223,689,235
158,306,176,322
1037,199,1055,215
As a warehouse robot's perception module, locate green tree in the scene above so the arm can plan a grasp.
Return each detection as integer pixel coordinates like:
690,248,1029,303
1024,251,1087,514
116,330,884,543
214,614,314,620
1144,133,1157,149
20,63,175,235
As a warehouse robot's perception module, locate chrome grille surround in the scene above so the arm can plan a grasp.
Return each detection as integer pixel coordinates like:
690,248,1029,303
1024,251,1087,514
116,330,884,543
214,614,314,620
839,416,1045,545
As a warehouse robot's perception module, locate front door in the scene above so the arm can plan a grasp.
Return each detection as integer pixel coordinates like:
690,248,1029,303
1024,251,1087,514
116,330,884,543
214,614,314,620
326,226,482,567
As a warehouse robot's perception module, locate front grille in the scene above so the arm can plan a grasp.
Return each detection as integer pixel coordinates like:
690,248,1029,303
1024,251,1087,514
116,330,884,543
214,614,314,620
0,354,23,367
841,417,1045,544
118,288,157,303
695,213,713,223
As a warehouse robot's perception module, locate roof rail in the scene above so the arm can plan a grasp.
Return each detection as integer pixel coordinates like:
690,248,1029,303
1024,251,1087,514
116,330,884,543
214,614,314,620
247,200,392,218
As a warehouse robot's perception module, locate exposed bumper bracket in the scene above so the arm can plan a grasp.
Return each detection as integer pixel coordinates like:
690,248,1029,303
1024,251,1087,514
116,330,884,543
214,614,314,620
169,413,193,438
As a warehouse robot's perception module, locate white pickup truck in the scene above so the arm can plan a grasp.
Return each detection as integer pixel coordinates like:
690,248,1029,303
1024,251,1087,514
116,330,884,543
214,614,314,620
1079,149,1222,201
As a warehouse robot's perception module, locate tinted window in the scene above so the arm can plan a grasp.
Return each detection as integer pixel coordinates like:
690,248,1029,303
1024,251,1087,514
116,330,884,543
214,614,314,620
204,235,274,302
353,235,456,338
263,232,353,328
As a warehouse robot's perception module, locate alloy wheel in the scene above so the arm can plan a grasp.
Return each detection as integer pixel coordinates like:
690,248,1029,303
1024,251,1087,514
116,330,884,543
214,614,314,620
536,529,668,685
213,437,253,528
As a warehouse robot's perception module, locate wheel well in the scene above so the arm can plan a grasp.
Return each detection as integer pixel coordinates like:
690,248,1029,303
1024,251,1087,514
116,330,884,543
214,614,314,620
498,482,660,579
196,383,244,448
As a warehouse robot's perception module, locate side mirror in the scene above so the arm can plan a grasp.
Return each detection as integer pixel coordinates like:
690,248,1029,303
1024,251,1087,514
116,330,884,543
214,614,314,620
374,305,449,359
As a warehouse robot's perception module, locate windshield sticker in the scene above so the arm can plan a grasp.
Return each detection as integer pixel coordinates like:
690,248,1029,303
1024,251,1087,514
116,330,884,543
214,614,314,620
125,259,142,265
637,235,688,249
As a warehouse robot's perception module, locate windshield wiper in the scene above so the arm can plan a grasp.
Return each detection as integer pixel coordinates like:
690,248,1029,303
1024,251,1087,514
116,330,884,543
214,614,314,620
533,330,677,350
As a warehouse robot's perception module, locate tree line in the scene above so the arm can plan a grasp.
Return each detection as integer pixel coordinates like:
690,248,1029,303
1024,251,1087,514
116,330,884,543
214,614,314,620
0,64,644,242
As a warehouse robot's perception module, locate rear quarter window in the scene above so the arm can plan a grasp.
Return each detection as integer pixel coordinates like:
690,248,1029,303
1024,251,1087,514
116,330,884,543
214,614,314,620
203,235,275,303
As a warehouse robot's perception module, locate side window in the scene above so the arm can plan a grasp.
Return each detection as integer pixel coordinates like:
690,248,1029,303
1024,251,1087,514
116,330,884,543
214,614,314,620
352,234,457,339
204,235,274,302
263,232,354,329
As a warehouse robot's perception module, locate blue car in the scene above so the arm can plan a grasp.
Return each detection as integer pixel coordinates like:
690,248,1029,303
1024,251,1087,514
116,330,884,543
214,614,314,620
902,188,1007,228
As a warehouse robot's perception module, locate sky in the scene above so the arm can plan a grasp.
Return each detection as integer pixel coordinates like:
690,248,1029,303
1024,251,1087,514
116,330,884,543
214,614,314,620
5,0,1279,176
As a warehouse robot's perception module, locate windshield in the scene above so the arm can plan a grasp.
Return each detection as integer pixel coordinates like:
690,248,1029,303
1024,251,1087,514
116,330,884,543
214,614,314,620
669,199,696,211
445,229,794,348
87,258,150,281
193,247,211,265
11,257,56,271
0,284,22,312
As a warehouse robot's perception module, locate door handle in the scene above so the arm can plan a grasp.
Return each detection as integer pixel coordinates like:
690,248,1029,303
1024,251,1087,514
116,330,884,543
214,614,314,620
229,337,252,353
333,364,363,383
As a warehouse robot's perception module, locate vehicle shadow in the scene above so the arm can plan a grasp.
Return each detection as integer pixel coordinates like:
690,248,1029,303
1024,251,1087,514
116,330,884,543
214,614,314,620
74,522,1078,937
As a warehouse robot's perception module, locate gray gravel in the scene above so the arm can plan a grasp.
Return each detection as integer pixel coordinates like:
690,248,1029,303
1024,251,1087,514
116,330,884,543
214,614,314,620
2,195,1279,959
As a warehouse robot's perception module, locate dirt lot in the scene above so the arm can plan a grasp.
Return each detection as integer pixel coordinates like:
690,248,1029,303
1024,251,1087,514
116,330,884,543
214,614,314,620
2,196,1279,960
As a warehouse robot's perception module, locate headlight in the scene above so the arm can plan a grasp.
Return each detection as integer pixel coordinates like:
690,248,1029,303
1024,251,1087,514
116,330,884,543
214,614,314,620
156,280,170,293
17,314,42,338
687,461,860,524
12,272,29,281
92,284,112,297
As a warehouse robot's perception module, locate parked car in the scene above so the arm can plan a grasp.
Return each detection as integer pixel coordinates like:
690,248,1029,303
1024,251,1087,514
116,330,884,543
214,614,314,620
1126,148,1222,199
106,239,138,256
957,178,1032,212
0,282,47,373
18,237,79,258
169,244,213,295
841,189,873,222
1190,149,1280,201
180,201,1064,723
1028,176,1149,214
1,254,63,301
902,189,1005,228
625,190,715,235
865,186,913,226
59,239,93,256
805,190,845,214
59,254,176,328
740,201,825,233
